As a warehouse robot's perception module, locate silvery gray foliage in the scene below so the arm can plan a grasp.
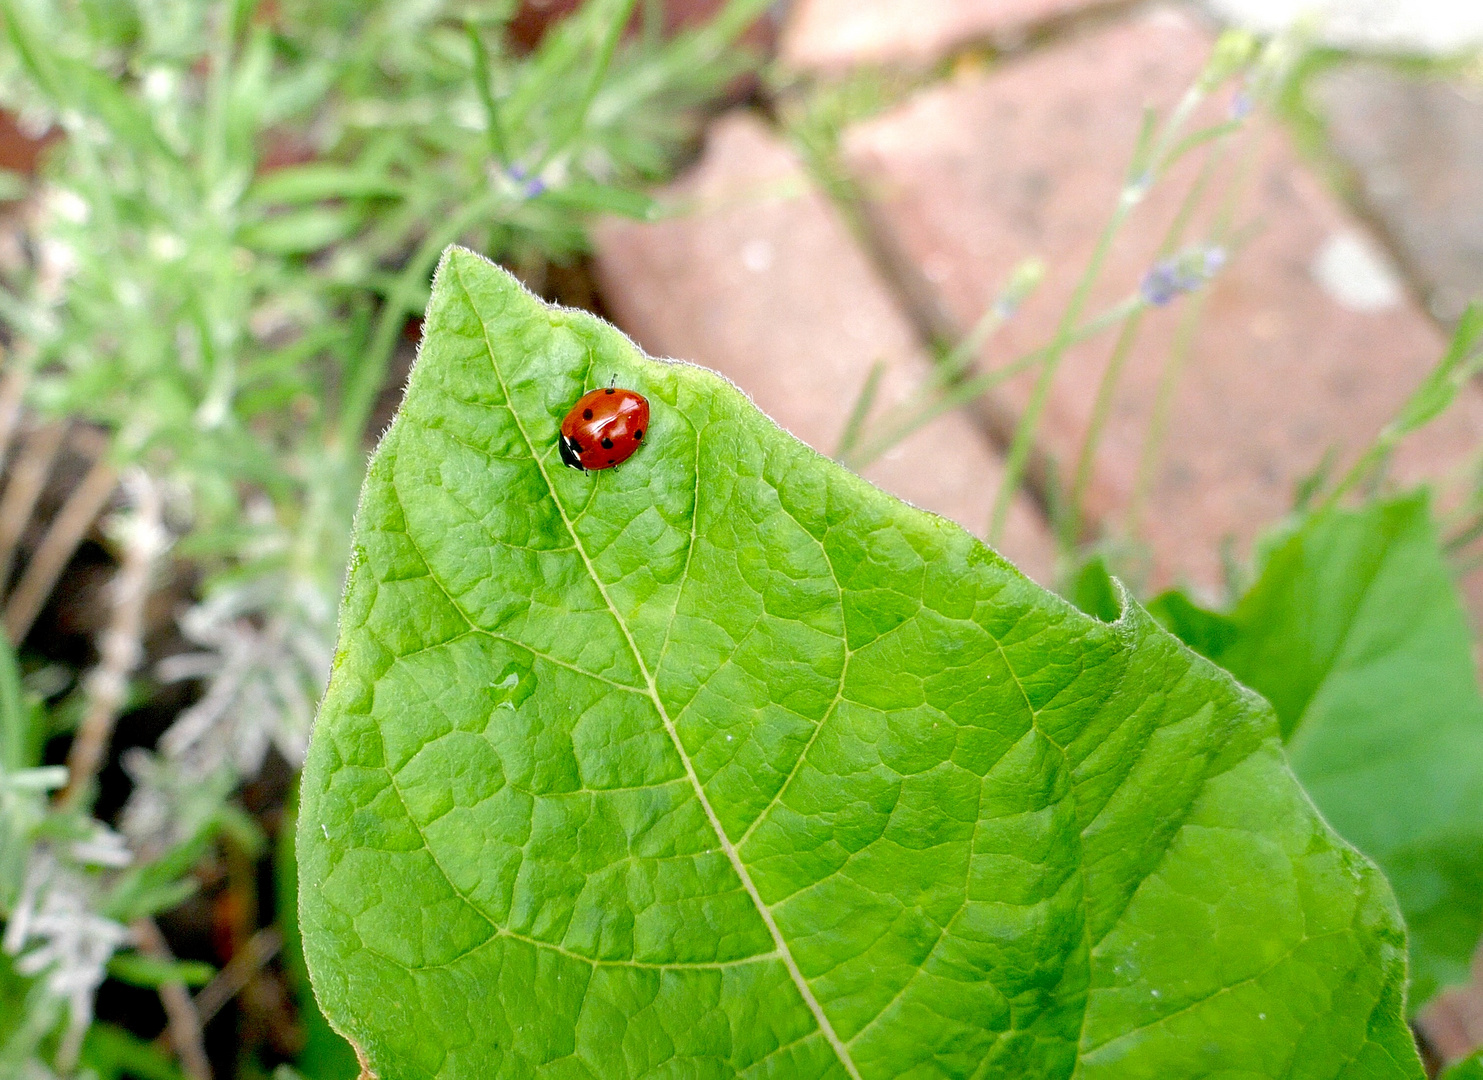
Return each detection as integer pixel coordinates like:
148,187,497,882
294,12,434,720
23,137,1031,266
153,573,337,779
3,839,132,1069
0,766,67,910
117,748,235,861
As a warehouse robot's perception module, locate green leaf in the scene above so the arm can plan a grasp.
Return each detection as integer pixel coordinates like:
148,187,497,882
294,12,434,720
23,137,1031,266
80,1022,186,1080
1441,1049,1483,1080
1063,554,1122,624
239,207,364,255
298,248,1422,1079
106,953,216,989
248,165,405,206
1145,590,1239,661
1156,494,1483,1008
278,800,359,1080
0,631,26,772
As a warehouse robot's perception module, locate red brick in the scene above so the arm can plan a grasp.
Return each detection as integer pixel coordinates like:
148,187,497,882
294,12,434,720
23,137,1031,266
593,113,1056,584
842,7,1483,598
781,0,1122,72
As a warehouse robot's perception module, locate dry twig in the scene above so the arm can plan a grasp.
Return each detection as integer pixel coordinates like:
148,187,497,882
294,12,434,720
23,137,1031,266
0,355,29,475
192,926,283,1025
4,429,117,643
133,915,213,1080
59,469,168,808
0,419,67,587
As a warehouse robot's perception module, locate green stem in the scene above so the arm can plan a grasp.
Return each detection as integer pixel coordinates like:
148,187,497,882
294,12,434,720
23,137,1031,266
336,191,503,453
987,203,1142,543
1063,137,1230,550
467,23,509,167
539,0,641,172
1125,286,1209,537
846,297,1143,470
986,81,1219,545
834,360,886,461
1125,131,1258,536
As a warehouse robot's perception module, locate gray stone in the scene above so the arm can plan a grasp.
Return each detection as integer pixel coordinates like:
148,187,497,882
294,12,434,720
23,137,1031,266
1313,63,1483,323
1204,0,1483,55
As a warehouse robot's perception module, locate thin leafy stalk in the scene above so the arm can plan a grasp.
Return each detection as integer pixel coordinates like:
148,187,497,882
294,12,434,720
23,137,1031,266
133,917,212,1080
834,359,886,460
984,115,1157,544
58,471,168,809
0,355,29,476
200,0,256,192
845,296,1144,469
540,0,642,172
1125,284,1212,537
337,190,503,452
1322,302,1483,513
1125,132,1259,535
467,22,509,167
192,927,281,1025
834,262,1042,464
931,258,1047,392
986,38,1251,544
1064,136,1232,549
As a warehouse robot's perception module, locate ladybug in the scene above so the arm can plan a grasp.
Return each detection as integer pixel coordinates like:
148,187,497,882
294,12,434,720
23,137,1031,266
558,384,650,472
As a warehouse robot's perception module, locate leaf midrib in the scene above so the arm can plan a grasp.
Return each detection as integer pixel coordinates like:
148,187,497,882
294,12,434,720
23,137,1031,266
458,263,863,1080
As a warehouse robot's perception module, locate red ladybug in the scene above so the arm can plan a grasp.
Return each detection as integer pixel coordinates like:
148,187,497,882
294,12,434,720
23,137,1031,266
558,385,650,471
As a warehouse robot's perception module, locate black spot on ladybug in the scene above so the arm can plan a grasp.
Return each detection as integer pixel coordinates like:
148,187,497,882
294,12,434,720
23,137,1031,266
582,408,593,420
570,439,582,452
600,437,614,449
604,388,615,394
633,429,643,441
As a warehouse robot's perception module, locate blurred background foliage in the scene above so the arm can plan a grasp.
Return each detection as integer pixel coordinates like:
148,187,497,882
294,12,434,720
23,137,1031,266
0,0,772,1075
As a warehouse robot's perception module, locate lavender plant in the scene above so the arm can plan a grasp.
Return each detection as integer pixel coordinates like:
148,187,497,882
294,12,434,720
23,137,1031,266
0,0,772,1073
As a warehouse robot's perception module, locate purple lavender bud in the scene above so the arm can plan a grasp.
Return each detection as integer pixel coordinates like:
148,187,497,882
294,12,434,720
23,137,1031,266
1230,90,1253,121
1204,246,1228,276
507,163,527,181
523,178,547,199
1140,261,1179,306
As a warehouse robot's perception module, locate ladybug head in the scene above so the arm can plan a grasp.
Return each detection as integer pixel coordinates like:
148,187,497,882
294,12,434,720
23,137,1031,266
558,433,585,471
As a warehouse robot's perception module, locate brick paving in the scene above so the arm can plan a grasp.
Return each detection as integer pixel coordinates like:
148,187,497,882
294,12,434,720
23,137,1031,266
840,6,1483,597
593,114,1058,584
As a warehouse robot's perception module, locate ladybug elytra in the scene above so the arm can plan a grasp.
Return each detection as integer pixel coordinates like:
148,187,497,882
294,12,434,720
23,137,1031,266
558,385,649,472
